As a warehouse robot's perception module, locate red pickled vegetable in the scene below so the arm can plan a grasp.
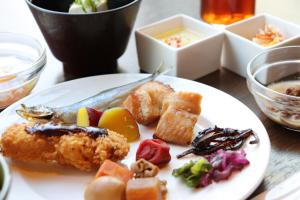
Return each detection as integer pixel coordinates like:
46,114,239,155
136,139,171,166
206,149,249,182
172,149,249,188
199,173,212,187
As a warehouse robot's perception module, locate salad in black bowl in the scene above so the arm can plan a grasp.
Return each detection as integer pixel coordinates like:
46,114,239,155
26,0,141,79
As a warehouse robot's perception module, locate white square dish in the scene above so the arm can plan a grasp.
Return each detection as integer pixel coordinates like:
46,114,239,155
223,13,300,77
135,14,224,80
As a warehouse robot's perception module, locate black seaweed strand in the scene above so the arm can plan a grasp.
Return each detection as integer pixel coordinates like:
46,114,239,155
177,126,259,159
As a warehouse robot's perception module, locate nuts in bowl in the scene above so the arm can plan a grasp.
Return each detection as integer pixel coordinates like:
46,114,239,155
247,46,300,131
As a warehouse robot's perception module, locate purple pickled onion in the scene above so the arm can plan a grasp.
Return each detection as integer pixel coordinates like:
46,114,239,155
199,173,212,187
204,149,249,183
229,150,249,166
212,165,235,182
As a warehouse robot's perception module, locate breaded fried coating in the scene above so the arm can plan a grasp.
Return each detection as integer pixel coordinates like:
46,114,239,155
0,123,129,171
123,81,174,125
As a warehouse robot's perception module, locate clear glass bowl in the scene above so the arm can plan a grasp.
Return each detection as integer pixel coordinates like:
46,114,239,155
247,46,300,131
0,155,10,200
0,32,46,109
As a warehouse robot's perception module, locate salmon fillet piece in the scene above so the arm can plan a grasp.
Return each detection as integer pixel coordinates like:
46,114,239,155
154,92,202,145
161,91,202,115
123,81,174,125
155,108,199,145
0,123,129,171
123,81,202,145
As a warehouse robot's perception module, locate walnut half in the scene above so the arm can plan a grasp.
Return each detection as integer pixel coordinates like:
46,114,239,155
286,87,300,97
131,159,159,178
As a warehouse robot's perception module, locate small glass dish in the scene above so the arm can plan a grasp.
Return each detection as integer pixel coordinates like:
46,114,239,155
0,155,10,200
247,46,300,131
0,32,46,109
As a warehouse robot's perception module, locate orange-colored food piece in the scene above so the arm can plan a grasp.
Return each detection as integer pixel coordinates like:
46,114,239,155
96,159,133,183
98,107,139,142
126,177,162,200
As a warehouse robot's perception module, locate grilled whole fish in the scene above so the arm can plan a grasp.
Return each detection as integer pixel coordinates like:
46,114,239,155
16,64,167,124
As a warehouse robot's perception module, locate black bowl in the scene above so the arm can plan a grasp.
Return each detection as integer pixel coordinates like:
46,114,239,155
26,0,141,79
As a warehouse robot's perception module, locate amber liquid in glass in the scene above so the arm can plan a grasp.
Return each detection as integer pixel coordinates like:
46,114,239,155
201,0,255,25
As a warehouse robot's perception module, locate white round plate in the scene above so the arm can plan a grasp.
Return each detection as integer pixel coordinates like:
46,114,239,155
0,74,270,200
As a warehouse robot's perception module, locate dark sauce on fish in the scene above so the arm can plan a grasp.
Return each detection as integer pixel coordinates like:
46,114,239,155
25,123,108,139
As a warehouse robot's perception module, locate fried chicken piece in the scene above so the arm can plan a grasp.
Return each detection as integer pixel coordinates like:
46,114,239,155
0,123,129,171
154,92,202,145
123,81,174,125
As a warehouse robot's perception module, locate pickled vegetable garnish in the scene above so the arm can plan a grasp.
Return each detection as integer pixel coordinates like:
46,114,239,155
172,150,249,188
207,150,249,182
136,139,171,166
172,159,212,188
252,24,284,47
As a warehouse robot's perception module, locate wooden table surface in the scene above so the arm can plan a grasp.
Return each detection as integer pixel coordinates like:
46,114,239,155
200,69,300,199
2,0,300,199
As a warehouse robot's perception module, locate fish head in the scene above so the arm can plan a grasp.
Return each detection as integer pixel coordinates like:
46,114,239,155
16,104,55,121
